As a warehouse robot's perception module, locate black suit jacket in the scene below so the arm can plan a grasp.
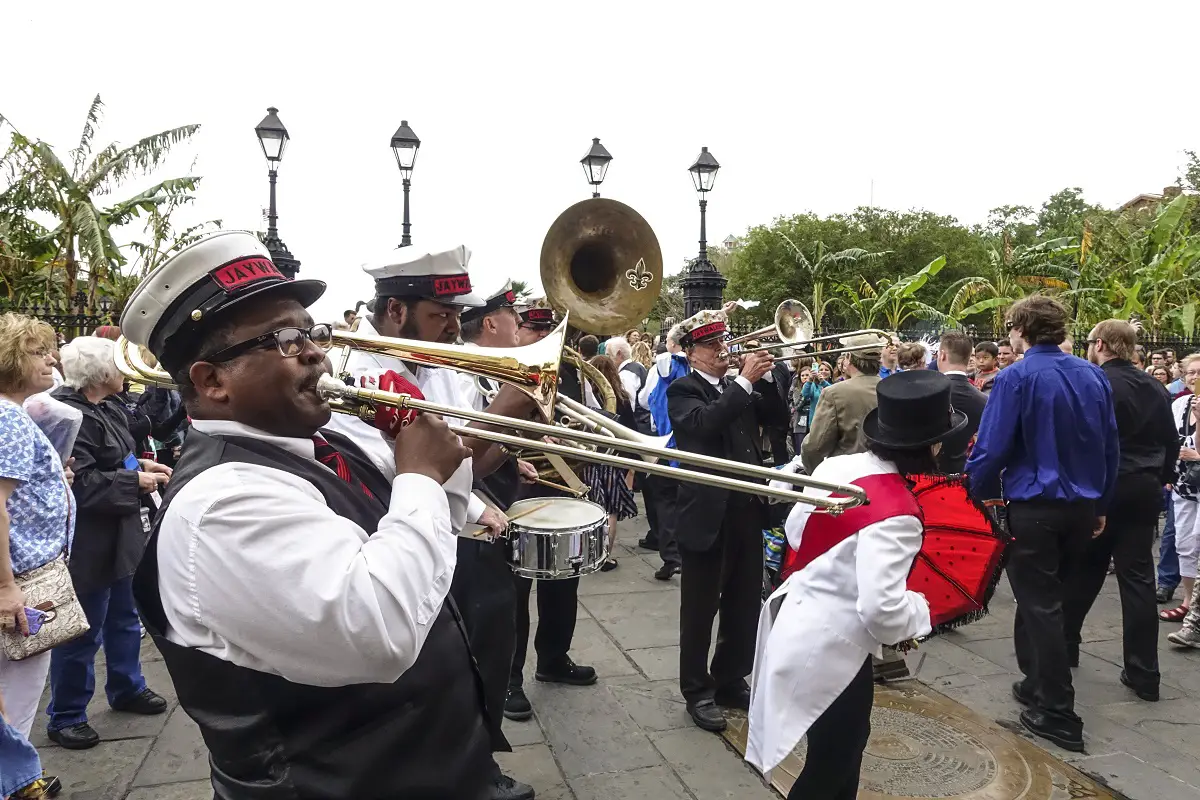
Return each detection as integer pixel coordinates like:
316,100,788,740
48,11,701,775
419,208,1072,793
939,373,988,474
667,370,788,551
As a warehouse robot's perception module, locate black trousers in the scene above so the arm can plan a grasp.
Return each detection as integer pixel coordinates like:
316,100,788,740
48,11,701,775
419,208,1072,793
642,471,662,544
1063,473,1161,691
651,474,681,568
767,425,790,467
1008,498,1094,731
678,500,763,703
510,574,579,688
449,537,516,754
786,656,873,800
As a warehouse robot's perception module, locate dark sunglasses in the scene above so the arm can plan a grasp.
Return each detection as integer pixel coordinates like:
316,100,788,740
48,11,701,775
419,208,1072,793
202,324,334,364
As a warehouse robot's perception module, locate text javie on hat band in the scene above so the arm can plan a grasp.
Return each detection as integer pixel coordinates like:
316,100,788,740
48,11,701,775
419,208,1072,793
524,308,554,323
689,321,726,341
210,257,285,293
374,273,474,298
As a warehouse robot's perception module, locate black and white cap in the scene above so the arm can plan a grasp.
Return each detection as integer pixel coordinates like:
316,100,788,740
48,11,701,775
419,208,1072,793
119,230,326,374
363,245,485,307
461,280,517,324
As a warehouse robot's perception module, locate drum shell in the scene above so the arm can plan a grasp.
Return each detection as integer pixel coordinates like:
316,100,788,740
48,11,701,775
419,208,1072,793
505,498,608,580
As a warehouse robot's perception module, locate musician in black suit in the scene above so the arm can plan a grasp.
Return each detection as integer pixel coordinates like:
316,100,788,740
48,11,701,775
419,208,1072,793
934,330,989,474
667,309,788,732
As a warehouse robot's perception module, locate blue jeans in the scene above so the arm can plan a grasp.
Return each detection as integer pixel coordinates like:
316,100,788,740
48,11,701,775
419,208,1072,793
46,577,147,732
1158,489,1180,590
0,718,41,797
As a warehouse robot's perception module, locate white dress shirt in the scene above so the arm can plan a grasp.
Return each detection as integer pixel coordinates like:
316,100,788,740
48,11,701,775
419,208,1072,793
616,359,644,408
156,419,458,687
325,316,485,526
694,368,755,396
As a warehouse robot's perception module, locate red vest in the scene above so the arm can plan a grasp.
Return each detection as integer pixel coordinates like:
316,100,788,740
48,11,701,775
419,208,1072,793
779,473,921,582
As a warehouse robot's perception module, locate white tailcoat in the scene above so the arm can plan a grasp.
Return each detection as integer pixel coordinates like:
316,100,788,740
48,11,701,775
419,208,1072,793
746,452,932,778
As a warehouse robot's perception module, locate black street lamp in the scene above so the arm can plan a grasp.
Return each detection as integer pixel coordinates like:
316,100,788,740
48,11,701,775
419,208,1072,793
390,120,421,247
681,146,726,318
98,295,113,322
254,107,301,278
580,138,612,198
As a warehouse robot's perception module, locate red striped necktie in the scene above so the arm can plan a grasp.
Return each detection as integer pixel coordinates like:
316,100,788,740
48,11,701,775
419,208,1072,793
312,435,375,499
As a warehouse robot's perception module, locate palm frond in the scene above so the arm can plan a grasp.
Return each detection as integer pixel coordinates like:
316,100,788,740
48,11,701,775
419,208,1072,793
71,94,104,180
82,124,200,193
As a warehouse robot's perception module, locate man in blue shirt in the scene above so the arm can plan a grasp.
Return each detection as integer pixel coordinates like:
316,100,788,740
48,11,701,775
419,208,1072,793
966,295,1119,753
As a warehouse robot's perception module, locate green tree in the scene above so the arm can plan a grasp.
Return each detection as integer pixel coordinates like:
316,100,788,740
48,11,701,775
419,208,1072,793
0,95,200,303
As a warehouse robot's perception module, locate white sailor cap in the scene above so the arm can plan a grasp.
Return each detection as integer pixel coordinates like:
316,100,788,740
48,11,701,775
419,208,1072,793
119,230,325,374
515,297,557,328
363,245,485,307
677,308,728,346
460,280,517,324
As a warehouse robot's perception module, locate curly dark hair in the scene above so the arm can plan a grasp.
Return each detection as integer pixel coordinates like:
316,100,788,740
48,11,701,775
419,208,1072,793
1006,295,1069,346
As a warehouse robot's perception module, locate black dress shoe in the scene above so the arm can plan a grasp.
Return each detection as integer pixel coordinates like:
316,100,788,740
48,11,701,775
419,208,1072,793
714,683,751,710
687,699,727,732
535,659,597,686
504,687,533,721
1120,670,1160,702
1011,680,1035,707
47,722,100,750
654,563,680,581
637,537,659,551
489,773,535,800
1019,709,1084,753
111,687,168,715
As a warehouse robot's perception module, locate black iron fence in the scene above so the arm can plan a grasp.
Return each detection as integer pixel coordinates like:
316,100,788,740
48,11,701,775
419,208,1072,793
0,297,106,341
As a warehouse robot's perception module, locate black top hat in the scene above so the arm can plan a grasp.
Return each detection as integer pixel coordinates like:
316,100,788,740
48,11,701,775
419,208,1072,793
861,370,968,449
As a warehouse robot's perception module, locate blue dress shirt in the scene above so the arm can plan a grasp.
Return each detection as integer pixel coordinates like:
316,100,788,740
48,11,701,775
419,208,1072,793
965,344,1119,512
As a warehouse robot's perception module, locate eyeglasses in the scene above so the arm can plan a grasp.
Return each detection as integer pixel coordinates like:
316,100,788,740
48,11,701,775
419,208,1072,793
1004,320,1015,331
27,347,54,359
201,324,333,364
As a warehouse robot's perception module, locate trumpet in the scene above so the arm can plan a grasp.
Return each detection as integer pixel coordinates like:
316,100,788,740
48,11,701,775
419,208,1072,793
113,334,866,513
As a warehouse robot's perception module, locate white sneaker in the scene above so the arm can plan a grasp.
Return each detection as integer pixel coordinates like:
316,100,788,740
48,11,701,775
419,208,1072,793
1167,627,1200,648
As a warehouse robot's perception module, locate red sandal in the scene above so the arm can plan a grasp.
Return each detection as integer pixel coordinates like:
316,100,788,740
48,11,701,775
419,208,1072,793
1160,605,1189,622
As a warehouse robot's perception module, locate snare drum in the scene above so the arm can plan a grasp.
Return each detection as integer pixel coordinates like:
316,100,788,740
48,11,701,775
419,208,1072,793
506,497,608,580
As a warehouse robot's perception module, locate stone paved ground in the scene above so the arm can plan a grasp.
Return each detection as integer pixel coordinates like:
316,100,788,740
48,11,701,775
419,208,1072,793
30,510,1200,799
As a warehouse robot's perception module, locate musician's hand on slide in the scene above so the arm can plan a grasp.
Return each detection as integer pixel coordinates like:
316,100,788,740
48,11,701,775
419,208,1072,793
486,384,537,419
393,414,473,485
1093,516,1106,538
478,506,508,538
739,352,773,384
517,459,539,484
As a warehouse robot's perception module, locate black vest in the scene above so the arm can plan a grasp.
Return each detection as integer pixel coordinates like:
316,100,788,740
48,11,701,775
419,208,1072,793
618,361,650,433
133,430,493,800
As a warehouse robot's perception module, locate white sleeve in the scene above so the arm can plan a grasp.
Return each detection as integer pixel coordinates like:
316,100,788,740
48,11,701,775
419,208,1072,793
159,464,458,686
584,378,600,410
466,492,486,524
734,375,754,395
854,514,932,645
639,367,660,410
619,370,642,407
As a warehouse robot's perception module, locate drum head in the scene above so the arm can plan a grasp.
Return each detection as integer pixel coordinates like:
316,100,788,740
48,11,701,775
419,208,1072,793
508,497,606,530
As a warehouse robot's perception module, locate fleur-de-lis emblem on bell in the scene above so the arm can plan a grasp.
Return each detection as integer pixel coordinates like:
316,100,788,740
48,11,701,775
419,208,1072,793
625,258,654,291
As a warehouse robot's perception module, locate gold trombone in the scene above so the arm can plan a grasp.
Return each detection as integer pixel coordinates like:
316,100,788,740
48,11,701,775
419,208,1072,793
725,299,892,364
112,333,866,513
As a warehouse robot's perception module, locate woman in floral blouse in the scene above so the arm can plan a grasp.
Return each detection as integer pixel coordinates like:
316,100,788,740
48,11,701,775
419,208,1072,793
0,313,75,798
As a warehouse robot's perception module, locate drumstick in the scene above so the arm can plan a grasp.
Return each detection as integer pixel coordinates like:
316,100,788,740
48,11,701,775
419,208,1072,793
460,501,555,540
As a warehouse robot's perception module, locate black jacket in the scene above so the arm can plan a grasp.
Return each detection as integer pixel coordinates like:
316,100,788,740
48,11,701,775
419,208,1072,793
939,373,988,474
1101,359,1178,484
667,370,788,551
52,386,150,593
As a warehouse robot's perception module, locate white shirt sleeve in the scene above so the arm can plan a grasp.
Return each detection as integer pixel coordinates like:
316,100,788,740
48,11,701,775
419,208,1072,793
734,375,754,395
854,515,932,645
619,370,642,408
466,492,486,523
158,464,458,686
639,364,661,411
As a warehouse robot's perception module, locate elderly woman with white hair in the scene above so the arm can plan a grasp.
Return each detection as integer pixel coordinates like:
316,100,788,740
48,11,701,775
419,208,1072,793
46,335,172,751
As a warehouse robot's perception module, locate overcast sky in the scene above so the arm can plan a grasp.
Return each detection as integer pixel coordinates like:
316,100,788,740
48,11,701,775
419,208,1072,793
5,1,1198,322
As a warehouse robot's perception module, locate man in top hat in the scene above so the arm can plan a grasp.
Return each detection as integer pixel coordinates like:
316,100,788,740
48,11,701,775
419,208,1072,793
748,370,960,798
800,332,887,474
503,298,598,723
450,280,539,800
123,230,495,798
667,308,788,732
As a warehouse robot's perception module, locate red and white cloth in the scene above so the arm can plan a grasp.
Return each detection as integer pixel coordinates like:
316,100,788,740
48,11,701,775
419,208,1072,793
746,452,932,778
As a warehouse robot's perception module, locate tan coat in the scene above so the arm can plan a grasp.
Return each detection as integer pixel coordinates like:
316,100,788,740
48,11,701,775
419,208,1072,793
799,374,880,473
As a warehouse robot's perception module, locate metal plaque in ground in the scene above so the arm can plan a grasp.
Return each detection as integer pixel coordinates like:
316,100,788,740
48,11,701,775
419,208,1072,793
721,680,1122,799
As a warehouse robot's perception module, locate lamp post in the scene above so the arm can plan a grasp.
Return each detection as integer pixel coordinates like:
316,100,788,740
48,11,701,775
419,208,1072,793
390,120,420,247
254,107,301,278
681,146,726,318
98,295,113,323
580,138,612,198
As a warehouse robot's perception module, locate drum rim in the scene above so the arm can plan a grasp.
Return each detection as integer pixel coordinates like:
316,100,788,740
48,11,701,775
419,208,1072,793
507,497,607,532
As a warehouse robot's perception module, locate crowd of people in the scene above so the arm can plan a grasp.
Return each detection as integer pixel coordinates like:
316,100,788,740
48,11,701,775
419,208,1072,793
0,228,1195,799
